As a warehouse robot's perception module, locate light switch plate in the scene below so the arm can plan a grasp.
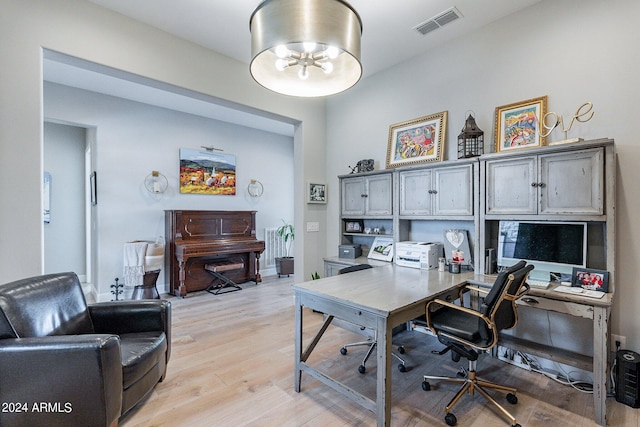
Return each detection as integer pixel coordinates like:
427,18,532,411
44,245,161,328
306,222,319,232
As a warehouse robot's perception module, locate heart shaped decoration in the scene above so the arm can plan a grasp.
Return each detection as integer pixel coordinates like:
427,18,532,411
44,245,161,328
445,230,465,248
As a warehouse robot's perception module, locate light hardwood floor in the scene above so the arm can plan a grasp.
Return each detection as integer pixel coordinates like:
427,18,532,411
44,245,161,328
120,275,638,427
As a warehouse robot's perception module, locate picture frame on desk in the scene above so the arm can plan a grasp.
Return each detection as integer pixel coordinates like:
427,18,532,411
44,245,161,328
571,267,609,293
345,220,364,233
368,237,394,262
494,95,547,153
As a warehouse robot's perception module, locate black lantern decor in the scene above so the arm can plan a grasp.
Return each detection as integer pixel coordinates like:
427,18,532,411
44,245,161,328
457,113,484,158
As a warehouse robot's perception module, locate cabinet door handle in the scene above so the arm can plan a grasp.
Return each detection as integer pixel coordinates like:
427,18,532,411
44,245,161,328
361,194,368,198
531,182,538,187
538,182,546,188
432,190,438,194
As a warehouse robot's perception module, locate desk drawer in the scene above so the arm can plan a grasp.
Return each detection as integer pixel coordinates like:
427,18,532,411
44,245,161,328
517,296,594,320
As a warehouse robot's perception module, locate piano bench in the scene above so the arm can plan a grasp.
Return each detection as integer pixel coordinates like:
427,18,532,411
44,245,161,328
204,261,244,295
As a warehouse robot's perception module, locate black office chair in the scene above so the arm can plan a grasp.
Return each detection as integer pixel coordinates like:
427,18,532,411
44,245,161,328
337,264,407,373
421,260,533,427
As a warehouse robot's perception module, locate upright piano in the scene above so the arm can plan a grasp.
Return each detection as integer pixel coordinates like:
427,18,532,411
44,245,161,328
165,210,265,297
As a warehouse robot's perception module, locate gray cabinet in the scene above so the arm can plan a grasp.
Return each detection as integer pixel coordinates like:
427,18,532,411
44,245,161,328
399,164,473,217
341,172,392,217
485,148,604,216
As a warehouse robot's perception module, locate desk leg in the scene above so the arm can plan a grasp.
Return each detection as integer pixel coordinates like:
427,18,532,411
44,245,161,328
294,292,303,392
593,305,609,426
376,316,392,427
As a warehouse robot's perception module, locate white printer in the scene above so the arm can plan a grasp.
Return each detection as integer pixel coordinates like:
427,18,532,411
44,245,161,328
395,241,444,270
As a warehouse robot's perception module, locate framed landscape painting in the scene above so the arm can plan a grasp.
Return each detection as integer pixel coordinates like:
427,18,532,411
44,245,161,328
494,96,547,152
179,148,236,195
386,111,447,168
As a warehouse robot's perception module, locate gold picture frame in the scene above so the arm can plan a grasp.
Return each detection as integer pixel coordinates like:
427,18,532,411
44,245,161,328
385,111,447,168
494,96,547,152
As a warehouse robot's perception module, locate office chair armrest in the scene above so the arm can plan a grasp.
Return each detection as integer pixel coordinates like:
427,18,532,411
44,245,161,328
427,298,484,318
463,284,489,295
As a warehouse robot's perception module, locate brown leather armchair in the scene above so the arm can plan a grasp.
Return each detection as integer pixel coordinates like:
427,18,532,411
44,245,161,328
0,272,171,427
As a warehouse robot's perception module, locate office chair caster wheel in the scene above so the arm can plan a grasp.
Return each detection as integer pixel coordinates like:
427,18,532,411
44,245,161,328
421,381,431,391
340,347,347,355
444,412,457,426
358,365,366,374
398,363,406,372
506,393,518,404
397,346,405,354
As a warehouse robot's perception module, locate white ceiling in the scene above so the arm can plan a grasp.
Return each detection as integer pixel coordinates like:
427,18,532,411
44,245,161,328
44,0,543,136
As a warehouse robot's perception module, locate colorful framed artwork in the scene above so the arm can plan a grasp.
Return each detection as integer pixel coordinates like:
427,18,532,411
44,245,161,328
571,267,609,293
179,148,236,195
368,236,394,262
494,96,548,152
386,111,447,168
307,182,327,204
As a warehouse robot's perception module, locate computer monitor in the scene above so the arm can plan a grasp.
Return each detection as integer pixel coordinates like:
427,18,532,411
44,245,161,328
497,220,587,281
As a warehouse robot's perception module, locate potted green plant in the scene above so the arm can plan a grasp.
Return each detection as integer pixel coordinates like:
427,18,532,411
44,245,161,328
275,219,295,277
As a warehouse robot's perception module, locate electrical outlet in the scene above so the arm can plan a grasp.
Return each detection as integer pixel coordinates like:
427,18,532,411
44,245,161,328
612,334,627,350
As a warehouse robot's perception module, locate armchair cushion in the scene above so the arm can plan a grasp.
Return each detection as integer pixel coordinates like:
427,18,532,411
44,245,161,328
120,331,167,388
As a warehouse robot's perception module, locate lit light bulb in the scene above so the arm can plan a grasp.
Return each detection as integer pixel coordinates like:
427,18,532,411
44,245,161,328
275,59,290,71
302,41,317,53
298,66,309,80
275,45,290,58
321,62,333,74
326,46,340,59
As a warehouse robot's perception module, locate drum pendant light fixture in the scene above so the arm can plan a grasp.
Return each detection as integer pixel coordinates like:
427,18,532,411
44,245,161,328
250,0,363,97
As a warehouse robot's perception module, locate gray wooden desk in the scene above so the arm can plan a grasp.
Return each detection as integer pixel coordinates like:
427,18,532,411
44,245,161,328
293,264,474,427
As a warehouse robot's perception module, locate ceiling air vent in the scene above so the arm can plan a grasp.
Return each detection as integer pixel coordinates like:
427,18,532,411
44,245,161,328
414,7,463,36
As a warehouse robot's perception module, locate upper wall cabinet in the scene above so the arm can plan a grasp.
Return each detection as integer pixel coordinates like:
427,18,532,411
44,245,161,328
399,164,474,217
485,147,604,216
341,172,393,217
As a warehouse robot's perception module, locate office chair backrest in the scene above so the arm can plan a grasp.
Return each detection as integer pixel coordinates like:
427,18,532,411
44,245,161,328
338,264,373,275
479,261,533,343
482,261,526,310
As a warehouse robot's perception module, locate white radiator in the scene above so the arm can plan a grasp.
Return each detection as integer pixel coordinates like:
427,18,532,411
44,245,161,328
264,227,287,268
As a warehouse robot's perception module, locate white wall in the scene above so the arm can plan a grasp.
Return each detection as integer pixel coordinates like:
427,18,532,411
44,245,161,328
0,0,327,290
44,82,294,300
326,0,640,349
43,122,86,278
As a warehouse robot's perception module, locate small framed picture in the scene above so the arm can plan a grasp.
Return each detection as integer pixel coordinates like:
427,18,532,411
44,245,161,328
571,267,609,293
345,220,364,233
368,237,394,262
307,182,327,204
494,95,547,153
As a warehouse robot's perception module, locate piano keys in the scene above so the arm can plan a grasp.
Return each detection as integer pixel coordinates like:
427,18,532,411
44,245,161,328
165,210,265,297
